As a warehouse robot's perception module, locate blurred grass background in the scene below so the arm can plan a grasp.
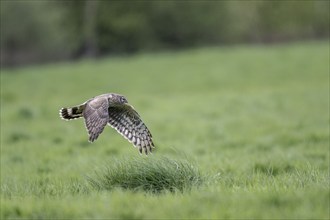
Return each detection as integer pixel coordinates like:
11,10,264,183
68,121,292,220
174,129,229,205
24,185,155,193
1,0,329,219
1,41,329,218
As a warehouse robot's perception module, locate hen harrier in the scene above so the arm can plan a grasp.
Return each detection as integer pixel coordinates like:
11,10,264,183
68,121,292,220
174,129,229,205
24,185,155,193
59,93,154,154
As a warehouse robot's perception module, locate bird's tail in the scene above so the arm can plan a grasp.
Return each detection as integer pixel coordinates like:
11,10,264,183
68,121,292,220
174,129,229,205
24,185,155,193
60,104,85,120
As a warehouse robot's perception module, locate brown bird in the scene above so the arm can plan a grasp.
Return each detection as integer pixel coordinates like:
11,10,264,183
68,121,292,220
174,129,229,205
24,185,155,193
59,93,154,154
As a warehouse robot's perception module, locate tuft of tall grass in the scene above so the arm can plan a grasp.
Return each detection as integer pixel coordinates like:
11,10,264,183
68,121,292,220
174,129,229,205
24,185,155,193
87,156,203,193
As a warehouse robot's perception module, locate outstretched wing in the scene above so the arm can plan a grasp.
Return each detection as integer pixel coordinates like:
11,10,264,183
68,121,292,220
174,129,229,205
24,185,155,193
83,97,109,142
108,104,154,154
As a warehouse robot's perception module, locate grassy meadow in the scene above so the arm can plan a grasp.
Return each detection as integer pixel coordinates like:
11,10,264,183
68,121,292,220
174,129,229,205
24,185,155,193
1,41,329,219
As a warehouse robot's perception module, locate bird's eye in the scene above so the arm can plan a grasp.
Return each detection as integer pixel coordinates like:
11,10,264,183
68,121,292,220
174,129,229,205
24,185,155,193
120,96,127,103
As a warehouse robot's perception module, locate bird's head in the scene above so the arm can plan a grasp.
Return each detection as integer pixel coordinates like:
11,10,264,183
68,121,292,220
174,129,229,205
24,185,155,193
109,94,129,106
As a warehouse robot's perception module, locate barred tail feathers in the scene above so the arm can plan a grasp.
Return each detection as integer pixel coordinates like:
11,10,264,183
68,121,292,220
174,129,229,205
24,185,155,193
60,105,84,120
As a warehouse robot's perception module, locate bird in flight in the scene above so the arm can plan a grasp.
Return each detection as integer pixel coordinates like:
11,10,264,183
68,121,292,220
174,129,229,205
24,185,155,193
59,93,154,154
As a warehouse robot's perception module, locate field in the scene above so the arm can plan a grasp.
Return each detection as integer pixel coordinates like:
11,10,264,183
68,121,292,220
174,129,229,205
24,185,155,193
1,41,329,219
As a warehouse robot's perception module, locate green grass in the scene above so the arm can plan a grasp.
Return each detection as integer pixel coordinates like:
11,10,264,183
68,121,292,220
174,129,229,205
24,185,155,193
87,156,203,193
1,41,329,219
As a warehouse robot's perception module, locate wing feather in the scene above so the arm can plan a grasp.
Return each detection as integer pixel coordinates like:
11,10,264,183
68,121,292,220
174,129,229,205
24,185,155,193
108,104,154,154
83,97,109,142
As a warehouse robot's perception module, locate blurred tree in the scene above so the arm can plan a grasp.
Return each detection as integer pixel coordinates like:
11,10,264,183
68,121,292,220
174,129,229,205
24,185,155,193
149,2,229,47
1,1,328,67
97,1,153,53
83,0,98,57
0,1,75,66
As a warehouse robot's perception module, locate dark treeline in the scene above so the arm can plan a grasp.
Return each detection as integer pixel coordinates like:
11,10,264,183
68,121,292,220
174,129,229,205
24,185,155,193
1,1,329,67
